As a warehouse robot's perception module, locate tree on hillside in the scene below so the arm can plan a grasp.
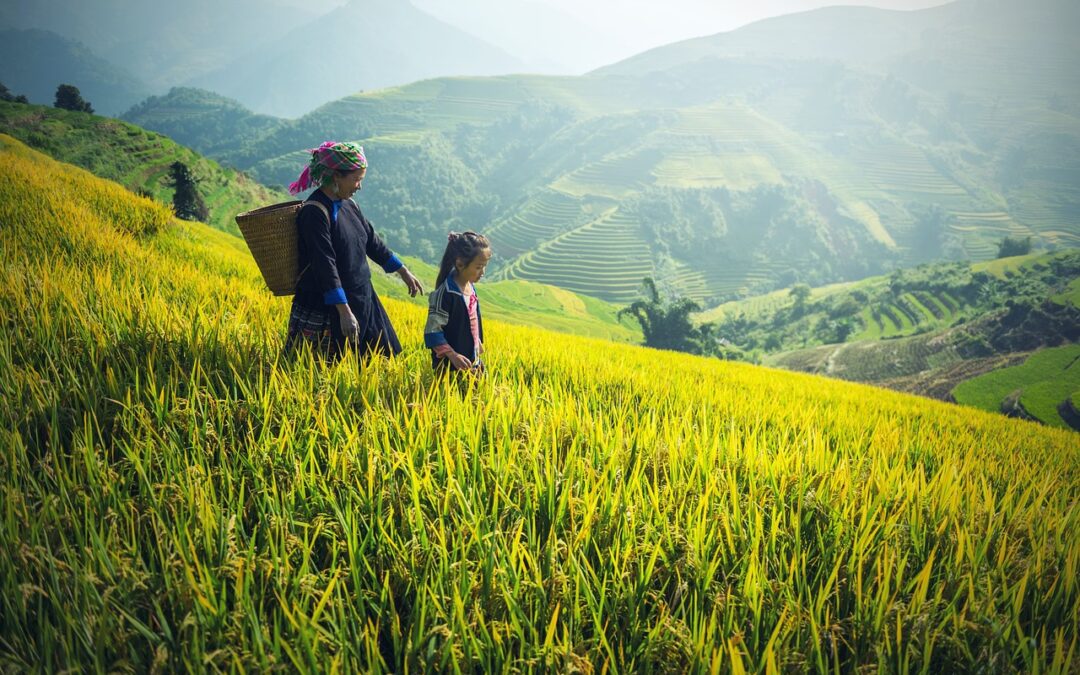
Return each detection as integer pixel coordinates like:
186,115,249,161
789,283,812,317
168,161,209,222
54,84,93,113
997,236,1032,259
619,278,713,355
0,82,29,104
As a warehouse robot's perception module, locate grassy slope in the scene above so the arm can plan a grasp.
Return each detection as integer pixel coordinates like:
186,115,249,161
0,101,287,236
952,344,1080,430
3,136,1078,672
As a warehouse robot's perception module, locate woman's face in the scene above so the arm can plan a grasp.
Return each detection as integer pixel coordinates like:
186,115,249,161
333,168,366,199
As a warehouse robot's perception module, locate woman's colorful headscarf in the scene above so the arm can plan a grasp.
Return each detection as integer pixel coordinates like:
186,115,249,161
288,141,368,195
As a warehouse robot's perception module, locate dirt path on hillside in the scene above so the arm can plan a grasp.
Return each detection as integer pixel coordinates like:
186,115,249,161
823,342,851,376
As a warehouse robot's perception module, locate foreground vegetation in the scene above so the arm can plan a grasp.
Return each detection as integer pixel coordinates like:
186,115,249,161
2,137,1078,672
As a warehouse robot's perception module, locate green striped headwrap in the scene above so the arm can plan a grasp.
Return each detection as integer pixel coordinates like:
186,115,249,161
288,141,367,195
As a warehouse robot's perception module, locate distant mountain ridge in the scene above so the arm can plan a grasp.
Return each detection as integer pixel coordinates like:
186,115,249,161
0,28,150,115
0,0,526,118
185,0,526,118
597,0,1080,100
0,0,321,88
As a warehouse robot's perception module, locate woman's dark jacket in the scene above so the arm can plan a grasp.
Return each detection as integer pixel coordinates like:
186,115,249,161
294,188,402,308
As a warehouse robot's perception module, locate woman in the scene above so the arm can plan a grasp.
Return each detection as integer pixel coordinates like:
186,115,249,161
283,141,423,362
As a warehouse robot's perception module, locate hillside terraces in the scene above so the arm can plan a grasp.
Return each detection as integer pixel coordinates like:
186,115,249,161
948,211,1027,259
854,288,967,340
551,149,659,200
499,208,654,303
487,190,592,257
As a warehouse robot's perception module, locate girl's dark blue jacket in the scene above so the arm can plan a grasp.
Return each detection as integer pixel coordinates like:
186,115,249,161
424,276,483,370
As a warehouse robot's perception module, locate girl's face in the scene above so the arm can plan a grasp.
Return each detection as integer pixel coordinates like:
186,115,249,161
333,168,365,199
456,249,492,284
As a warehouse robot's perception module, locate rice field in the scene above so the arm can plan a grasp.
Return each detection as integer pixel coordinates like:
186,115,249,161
487,191,590,257
499,209,654,303
2,135,1079,673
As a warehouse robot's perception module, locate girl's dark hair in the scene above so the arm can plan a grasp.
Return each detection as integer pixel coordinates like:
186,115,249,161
436,231,491,287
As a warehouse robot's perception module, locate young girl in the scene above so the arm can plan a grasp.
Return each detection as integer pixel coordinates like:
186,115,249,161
424,231,492,373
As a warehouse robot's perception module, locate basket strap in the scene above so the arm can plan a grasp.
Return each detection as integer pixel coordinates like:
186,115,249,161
295,201,332,287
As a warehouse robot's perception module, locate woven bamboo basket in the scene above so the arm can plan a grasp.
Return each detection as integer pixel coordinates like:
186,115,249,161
235,200,304,296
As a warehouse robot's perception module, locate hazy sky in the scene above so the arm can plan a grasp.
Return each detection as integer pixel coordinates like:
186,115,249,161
531,0,950,40
409,0,954,72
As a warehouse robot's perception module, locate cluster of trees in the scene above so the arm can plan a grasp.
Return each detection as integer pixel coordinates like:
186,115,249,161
54,84,93,113
0,82,29,104
1,81,98,113
619,278,743,360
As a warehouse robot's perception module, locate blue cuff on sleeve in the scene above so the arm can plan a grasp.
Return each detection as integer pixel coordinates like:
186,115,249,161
381,254,404,274
424,331,448,348
323,287,347,305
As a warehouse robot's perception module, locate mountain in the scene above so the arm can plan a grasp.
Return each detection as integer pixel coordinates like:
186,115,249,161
597,0,1080,103
2,132,1077,672
124,0,1080,307
122,88,288,159
185,0,526,118
0,0,320,89
0,29,150,116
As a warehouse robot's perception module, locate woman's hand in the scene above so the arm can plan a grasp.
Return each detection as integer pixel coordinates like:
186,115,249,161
448,352,473,371
336,304,359,342
396,267,424,297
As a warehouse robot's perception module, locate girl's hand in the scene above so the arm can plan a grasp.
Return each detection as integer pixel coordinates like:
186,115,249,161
448,352,472,371
397,267,424,297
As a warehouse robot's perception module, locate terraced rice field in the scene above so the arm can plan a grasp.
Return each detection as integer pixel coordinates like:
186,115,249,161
4,135,1080,673
332,79,523,134
498,209,654,303
651,149,783,190
948,211,1029,259
551,149,659,200
853,290,966,340
488,191,593,257
666,264,711,303
1007,172,1080,250
773,331,968,383
851,139,967,198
